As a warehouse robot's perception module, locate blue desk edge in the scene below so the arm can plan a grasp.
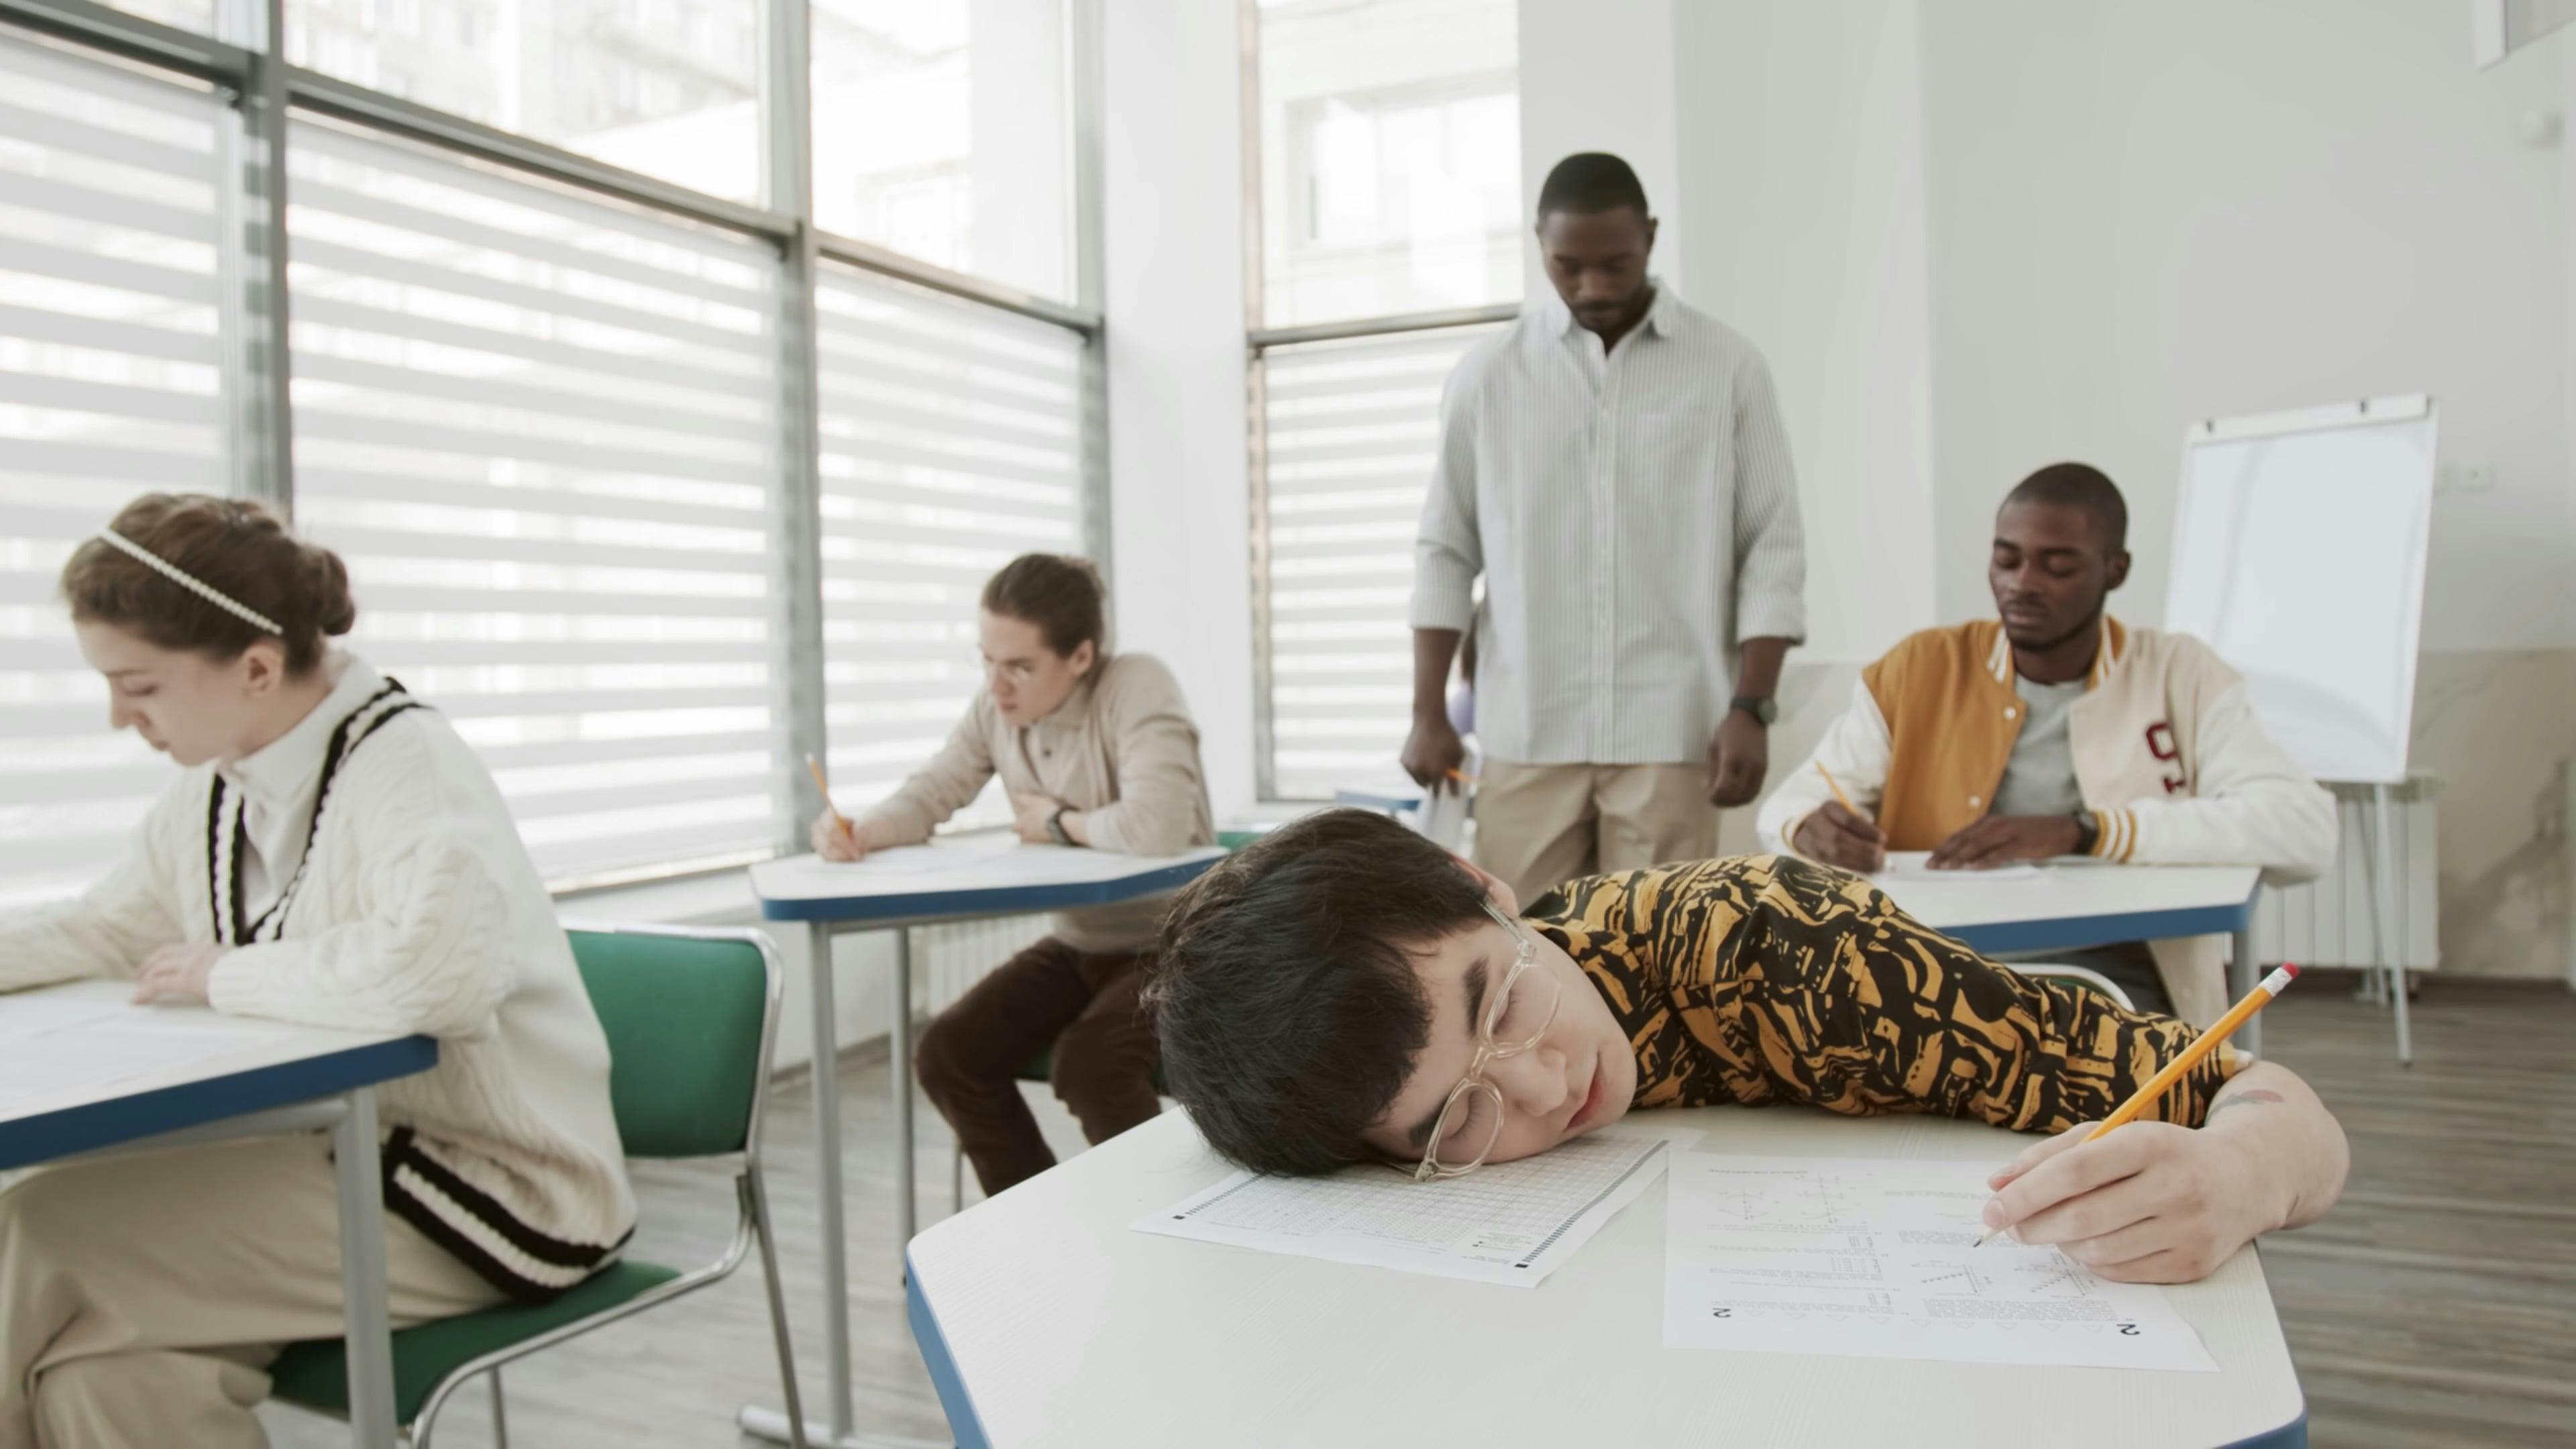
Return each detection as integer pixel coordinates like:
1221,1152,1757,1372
0,1034,439,1171
1941,881,2260,957
757,853,1221,923
906,1249,994,1449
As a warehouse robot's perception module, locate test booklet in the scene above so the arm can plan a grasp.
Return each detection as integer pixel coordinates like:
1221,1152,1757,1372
1662,1154,2216,1371
1869,852,2046,883
1134,1126,1690,1287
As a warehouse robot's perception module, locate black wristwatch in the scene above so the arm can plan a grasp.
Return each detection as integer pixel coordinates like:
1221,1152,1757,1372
1729,695,1778,727
1046,806,1075,847
2069,811,2100,857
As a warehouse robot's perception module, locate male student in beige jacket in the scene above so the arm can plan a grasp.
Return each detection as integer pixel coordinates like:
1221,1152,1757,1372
1756,464,2337,1024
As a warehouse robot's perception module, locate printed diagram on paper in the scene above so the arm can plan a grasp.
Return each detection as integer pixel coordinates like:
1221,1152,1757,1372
1663,1155,2216,1371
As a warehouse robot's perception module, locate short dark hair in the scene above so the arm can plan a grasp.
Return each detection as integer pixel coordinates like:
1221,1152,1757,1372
1536,152,1650,221
2004,462,2129,552
1145,810,1489,1175
979,552,1108,658
60,493,356,676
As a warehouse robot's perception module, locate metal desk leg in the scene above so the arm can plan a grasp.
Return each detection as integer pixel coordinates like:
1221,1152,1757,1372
891,926,917,1255
331,1087,397,1449
2232,924,2260,1060
2375,784,2414,1065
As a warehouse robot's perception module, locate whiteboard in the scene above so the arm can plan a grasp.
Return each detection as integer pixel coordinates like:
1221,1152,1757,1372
2163,396,2434,785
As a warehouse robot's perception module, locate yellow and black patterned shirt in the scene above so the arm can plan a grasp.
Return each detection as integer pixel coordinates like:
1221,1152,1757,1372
1525,855,2237,1134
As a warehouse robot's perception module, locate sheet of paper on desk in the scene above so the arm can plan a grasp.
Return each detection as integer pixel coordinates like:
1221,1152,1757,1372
0,981,304,1112
1135,1126,1690,1287
1663,1154,2214,1371
1870,851,2045,883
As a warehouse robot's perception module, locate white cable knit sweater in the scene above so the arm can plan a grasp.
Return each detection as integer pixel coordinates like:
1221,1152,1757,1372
0,655,635,1301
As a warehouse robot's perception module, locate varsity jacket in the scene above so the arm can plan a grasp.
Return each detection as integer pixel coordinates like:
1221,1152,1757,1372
1756,617,2337,1026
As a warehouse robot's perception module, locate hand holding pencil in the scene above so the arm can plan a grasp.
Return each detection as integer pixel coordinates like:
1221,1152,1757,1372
1794,762,1887,872
806,754,866,863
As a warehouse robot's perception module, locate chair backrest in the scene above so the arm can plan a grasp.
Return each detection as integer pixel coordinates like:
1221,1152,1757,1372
566,926,780,1160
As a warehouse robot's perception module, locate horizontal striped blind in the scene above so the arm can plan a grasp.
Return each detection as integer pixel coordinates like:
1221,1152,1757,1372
0,37,227,910
287,119,786,885
815,263,1086,830
1258,323,1501,800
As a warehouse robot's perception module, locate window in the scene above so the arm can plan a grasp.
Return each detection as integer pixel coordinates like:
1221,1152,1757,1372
1256,325,1499,800
810,0,1075,302
1247,0,1519,799
0,36,227,909
1255,0,1521,327
284,0,763,201
286,120,785,885
816,263,1087,826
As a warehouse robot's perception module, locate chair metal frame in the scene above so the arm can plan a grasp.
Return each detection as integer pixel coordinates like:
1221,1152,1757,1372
294,920,809,1449
2015,961,2139,1011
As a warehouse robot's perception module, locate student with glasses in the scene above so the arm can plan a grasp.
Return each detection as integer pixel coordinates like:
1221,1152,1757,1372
808,553,1215,1197
1146,809,2350,1284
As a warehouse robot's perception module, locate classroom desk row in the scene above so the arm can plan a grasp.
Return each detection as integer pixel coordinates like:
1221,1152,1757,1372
0,843,2279,1449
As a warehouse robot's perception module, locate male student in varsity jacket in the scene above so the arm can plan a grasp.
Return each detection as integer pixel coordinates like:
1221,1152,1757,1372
1756,463,2337,1025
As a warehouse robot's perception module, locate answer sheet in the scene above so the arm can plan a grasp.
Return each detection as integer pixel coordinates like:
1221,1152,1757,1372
0,980,307,1115
1663,1154,2216,1371
1870,851,2045,883
1136,1127,1688,1287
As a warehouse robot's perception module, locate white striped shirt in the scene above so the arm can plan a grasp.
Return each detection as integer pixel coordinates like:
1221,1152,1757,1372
1411,284,1807,764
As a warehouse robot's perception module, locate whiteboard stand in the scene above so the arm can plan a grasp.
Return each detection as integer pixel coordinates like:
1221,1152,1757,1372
2168,395,2436,1068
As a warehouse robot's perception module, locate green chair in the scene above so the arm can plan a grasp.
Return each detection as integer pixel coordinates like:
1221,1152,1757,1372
268,923,808,1448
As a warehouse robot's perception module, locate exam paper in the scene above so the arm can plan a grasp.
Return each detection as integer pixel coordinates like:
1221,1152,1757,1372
1870,851,2045,883
0,981,306,1115
1663,1154,2215,1371
1136,1127,1688,1287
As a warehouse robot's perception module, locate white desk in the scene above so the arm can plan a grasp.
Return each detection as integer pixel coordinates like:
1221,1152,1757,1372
0,981,439,1449
1874,862,2267,1050
906,1108,2306,1449
744,837,1227,1449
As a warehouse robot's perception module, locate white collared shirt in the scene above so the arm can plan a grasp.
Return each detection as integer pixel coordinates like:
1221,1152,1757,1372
1410,282,1807,765
215,653,370,921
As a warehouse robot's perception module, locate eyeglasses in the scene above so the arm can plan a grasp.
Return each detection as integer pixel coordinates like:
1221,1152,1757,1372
1395,901,1563,1184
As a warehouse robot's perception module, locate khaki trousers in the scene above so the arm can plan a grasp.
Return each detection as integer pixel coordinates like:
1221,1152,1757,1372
1473,761,1719,907
1,1132,505,1449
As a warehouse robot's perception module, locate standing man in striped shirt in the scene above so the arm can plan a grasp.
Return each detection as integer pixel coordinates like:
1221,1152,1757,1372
1403,152,1807,906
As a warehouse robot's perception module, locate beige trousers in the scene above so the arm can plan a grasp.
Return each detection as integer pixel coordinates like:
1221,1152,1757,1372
1473,761,1720,907
0,1132,505,1449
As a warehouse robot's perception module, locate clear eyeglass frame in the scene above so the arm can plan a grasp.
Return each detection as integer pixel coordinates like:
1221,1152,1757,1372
1396,900,1562,1184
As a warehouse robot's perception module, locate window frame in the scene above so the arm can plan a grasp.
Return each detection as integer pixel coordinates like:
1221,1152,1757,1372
0,0,1110,892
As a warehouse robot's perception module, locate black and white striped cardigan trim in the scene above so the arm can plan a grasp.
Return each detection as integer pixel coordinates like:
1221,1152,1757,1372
382,1128,632,1303
204,678,425,949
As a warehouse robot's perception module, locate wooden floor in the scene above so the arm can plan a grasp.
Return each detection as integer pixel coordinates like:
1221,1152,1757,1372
266,975,2576,1448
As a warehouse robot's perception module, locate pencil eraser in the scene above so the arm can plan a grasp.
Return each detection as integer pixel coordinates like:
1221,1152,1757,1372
2278,963,2300,979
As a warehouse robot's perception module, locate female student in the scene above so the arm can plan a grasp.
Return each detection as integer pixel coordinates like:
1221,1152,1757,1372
0,494,633,1448
810,553,1213,1197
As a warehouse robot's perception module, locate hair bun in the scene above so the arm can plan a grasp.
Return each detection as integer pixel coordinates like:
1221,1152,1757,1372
305,544,358,637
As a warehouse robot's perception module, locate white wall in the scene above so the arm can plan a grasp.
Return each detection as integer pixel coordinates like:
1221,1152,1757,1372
1099,0,1256,822
1517,0,1684,295
1917,0,2574,650
1672,0,1938,664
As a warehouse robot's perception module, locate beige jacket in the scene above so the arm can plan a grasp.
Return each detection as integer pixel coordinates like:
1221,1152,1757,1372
1758,618,2337,1026
860,653,1215,953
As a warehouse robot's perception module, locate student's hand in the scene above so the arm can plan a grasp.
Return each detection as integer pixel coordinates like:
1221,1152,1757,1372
1980,1119,2275,1284
1792,802,1886,872
1706,712,1769,807
810,811,865,863
1400,713,1467,794
131,943,223,1006
1927,814,2081,869
1012,793,1065,845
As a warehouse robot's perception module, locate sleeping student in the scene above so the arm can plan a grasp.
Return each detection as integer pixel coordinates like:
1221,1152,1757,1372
0,494,633,1449
809,553,1214,1197
1147,808,2349,1285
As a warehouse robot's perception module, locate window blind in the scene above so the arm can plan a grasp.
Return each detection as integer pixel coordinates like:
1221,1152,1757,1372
1257,323,1501,800
0,36,227,910
286,119,786,885
814,263,1087,829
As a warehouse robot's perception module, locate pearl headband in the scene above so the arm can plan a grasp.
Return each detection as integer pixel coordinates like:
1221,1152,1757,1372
91,527,282,635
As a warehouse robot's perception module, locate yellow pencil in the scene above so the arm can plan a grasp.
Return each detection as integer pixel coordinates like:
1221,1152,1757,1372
804,753,853,845
1815,761,1860,816
1976,963,2303,1247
